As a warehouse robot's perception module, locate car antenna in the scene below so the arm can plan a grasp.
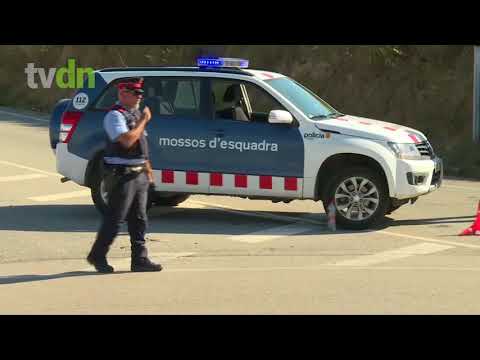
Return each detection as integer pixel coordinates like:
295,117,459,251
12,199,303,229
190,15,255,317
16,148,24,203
115,49,128,67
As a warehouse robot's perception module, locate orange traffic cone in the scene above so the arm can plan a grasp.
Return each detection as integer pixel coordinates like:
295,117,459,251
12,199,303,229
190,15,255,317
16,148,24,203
459,201,480,236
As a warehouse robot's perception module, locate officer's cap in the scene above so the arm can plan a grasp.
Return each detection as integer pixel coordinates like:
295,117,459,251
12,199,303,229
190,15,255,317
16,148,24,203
117,77,145,94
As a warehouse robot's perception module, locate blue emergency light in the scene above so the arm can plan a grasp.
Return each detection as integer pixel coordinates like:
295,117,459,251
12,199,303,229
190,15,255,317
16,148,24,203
197,57,249,69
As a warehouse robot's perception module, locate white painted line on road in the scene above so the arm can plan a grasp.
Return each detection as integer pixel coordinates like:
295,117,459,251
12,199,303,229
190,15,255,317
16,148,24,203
28,190,91,202
0,174,48,182
0,160,61,177
443,185,479,191
193,200,480,250
178,202,207,209
0,109,49,123
163,264,480,273
229,223,313,243
378,230,480,250
191,200,324,225
332,242,453,267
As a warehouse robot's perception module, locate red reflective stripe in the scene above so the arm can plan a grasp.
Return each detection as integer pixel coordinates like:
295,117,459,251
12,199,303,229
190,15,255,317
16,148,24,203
384,127,397,131
60,111,83,143
360,121,371,125
259,176,272,189
408,134,421,144
284,177,298,191
186,171,199,185
162,170,174,183
210,173,223,186
262,72,274,78
234,174,248,188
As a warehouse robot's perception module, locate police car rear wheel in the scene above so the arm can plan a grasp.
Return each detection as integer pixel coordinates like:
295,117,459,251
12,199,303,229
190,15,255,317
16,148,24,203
324,167,389,230
150,193,190,207
91,172,154,214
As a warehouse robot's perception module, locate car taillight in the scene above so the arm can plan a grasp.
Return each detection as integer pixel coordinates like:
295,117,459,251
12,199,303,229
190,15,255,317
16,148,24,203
60,111,83,143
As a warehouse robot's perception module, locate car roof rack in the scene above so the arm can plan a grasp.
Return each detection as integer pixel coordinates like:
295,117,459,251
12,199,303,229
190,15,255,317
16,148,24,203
97,66,253,76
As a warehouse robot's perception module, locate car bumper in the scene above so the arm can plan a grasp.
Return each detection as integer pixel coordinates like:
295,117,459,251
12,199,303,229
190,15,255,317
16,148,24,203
56,143,89,186
393,157,443,200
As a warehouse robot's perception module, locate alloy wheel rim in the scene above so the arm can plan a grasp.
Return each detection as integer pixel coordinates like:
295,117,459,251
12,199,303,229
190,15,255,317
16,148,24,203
334,177,380,221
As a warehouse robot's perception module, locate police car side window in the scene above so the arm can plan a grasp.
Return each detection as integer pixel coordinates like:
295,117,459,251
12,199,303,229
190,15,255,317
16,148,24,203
211,79,250,122
174,80,200,110
94,80,122,110
93,77,203,120
243,83,287,123
211,79,288,124
143,78,202,119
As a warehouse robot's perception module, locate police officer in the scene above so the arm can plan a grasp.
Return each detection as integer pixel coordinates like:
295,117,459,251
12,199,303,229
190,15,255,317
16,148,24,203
87,77,162,273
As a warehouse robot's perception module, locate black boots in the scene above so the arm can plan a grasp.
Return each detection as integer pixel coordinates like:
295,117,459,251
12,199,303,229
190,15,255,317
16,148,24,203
87,254,114,274
131,257,163,272
87,254,162,273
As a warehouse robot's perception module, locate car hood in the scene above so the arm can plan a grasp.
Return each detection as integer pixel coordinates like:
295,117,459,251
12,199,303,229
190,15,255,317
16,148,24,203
317,115,427,143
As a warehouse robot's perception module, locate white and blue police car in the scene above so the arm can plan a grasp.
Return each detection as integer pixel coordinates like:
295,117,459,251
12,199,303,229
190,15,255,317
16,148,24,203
49,57,443,230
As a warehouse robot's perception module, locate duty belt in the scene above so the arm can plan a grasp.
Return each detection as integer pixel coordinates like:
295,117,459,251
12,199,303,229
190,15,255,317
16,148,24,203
105,163,146,175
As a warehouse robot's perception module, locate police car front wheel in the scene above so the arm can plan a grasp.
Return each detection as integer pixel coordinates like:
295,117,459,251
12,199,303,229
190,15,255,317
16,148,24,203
323,167,389,230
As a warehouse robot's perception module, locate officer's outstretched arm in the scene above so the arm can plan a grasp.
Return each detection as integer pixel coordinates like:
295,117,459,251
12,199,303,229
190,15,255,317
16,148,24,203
117,107,152,149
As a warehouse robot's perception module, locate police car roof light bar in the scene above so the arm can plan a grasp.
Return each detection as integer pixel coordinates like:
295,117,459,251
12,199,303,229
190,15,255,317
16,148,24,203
197,57,249,69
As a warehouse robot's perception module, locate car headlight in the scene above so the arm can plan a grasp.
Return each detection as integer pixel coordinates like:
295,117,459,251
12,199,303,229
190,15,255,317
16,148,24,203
387,142,423,160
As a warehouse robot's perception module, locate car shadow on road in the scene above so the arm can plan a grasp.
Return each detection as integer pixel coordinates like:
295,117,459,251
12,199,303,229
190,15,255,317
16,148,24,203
0,204,333,235
377,215,476,229
2,203,451,236
0,271,131,285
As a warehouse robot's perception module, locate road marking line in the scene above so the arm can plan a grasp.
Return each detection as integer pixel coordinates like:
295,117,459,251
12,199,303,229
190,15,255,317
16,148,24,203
163,265,480,273
0,160,61,177
377,230,480,249
0,174,48,182
229,223,313,243
191,200,323,225
0,109,49,123
443,185,479,191
177,202,207,209
192,200,480,250
332,242,453,267
28,190,91,202
7,263,480,277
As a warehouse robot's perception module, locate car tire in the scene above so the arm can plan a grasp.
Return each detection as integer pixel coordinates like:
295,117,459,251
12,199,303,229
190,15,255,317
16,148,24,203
90,160,109,215
151,193,190,207
386,204,402,215
322,166,389,230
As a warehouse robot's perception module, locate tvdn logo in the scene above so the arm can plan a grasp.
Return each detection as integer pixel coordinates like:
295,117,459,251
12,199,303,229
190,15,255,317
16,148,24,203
25,58,95,89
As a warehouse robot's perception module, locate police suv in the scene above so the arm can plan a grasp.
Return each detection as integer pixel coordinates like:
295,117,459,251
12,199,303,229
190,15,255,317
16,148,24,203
49,57,443,230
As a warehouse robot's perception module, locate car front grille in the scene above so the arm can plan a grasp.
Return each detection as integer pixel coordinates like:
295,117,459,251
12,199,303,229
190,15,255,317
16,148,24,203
415,141,434,158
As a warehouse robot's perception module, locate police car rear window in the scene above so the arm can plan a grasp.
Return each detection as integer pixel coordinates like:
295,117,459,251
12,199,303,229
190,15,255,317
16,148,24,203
94,77,203,118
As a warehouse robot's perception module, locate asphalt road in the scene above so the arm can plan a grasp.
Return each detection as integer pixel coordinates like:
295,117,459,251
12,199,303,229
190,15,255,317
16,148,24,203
1,106,480,314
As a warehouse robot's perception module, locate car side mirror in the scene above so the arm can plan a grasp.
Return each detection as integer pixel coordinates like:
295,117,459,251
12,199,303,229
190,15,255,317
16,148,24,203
268,110,294,125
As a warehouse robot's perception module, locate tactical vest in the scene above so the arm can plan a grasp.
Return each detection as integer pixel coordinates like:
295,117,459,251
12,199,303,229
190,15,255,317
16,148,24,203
104,104,149,162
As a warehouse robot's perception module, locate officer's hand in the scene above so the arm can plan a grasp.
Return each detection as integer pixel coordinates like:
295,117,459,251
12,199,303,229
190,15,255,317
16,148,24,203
142,106,152,123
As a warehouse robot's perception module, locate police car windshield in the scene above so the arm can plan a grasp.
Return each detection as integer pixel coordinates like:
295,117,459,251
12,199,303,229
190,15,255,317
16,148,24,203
265,77,339,120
